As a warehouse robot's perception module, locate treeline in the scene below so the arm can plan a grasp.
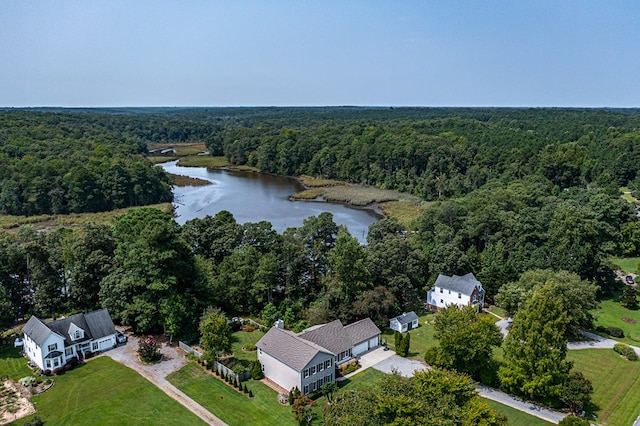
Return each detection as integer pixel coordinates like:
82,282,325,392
210,108,640,200
0,111,207,215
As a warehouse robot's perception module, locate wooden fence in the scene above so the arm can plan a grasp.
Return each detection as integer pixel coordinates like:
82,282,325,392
178,341,251,382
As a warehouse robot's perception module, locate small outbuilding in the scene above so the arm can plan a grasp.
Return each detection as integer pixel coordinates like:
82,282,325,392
389,312,419,333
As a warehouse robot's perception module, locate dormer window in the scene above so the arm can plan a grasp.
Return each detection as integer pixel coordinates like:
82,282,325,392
68,323,85,341
74,330,82,340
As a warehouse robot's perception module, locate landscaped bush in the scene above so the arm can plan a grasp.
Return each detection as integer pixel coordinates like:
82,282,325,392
252,361,264,380
243,343,257,351
138,335,161,363
42,369,52,376
558,416,590,425
340,360,360,376
605,326,625,338
595,325,607,333
53,367,65,375
613,343,638,361
244,324,256,332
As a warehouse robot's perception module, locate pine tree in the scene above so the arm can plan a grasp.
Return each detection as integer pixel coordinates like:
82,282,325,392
620,285,638,310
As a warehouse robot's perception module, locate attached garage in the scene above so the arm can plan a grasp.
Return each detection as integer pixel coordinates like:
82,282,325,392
368,335,379,349
352,341,369,356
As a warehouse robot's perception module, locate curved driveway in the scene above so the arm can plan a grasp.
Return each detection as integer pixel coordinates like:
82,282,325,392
103,336,227,426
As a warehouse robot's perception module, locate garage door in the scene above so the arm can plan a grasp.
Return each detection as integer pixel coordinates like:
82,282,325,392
353,341,368,356
368,336,379,349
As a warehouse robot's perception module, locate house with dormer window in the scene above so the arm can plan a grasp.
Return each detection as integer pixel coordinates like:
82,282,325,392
22,309,118,371
426,273,485,312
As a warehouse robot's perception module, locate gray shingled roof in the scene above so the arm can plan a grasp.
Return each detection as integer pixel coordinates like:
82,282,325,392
434,273,482,296
84,309,117,340
23,316,56,347
24,309,116,348
390,312,419,326
343,318,381,344
298,320,353,355
257,327,332,372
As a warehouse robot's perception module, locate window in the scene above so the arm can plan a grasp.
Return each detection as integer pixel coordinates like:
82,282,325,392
325,359,332,369
448,290,451,294
92,342,98,351
47,343,57,352
440,299,443,304
311,382,316,392
326,374,332,383
439,287,443,293
45,360,51,369
304,385,309,394
458,293,462,299
319,362,324,372
53,358,59,367
258,348,263,355
65,347,73,356
304,369,309,378
73,330,83,340
310,366,316,375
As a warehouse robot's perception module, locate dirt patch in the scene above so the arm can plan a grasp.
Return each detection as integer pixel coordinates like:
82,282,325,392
0,380,35,425
622,318,637,324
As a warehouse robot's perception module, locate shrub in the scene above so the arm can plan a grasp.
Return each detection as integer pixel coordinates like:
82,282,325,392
138,335,161,363
248,389,253,397
244,343,257,351
67,356,79,368
23,415,44,426
558,416,590,425
84,351,94,359
252,361,264,380
613,343,638,361
42,370,52,376
595,325,606,333
53,367,65,375
605,326,624,338
244,324,256,332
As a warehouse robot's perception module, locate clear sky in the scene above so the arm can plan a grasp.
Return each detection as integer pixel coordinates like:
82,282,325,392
1,1,638,107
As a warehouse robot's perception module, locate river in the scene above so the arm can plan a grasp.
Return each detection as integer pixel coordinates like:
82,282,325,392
160,161,381,243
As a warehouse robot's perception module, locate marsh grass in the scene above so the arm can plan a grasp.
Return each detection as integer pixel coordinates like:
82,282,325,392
169,173,212,187
0,204,173,231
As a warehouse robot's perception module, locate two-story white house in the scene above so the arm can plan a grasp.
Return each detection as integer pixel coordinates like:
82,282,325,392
427,273,485,312
257,318,381,394
22,309,118,371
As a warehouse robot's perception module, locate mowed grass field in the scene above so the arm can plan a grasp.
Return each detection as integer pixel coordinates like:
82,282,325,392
592,299,640,345
167,362,295,426
568,349,640,426
230,329,264,363
483,399,553,426
15,357,205,426
610,257,640,274
0,346,33,381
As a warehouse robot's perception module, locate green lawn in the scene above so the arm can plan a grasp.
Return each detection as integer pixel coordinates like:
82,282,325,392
167,362,295,426
568,349,640,426
592,299,640,345
15,357,204,425
0,346,33,381
382,313,437,360
230,329,265,363
610,257,640,274
483,399,553,426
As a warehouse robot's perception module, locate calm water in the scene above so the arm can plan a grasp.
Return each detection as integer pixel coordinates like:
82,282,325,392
161,161,381,243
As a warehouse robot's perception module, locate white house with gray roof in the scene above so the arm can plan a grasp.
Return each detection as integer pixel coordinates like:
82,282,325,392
22,309,118,371
390,311,419,333
427,273,485,312
257,318,381,394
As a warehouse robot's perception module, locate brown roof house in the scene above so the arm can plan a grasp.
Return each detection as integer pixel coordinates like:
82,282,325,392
257,318,381,394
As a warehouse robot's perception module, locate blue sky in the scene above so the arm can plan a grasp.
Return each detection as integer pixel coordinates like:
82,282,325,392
1,1,638,107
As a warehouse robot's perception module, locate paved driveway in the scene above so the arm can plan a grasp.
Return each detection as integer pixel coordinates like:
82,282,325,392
371,354,428,378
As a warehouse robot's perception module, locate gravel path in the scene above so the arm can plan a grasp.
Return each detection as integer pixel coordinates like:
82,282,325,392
103,336,227,426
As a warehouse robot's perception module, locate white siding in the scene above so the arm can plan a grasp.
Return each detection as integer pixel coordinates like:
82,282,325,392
258,350,300,392
433,286,471,309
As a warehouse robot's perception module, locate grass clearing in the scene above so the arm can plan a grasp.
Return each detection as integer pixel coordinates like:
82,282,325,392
168,173,212,187
379,200,430,228
592,299,640,344
167,362,295,426
483,399,553,425
0,346,33,382
381,313,437,360
298,175,345,187
568,349,640,426
147,156,178,164
17,357,204,425
290,188,325,200
0,203,173,232
610,257,640,274
620,187,640,204
230,329,265,363
177,156,230,168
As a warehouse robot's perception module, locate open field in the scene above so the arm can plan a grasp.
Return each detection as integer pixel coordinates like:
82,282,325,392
592,299,640,344
0,346,33,382
610,257,640,274
0,203,174,232
378,200,430,228
176,155,231,168
568,349,640,426
148,142,208,157
167,362,295,426
620,187,640,204
16,357,205,426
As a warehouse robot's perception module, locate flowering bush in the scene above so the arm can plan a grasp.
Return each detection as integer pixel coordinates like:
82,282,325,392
138,335,161,363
